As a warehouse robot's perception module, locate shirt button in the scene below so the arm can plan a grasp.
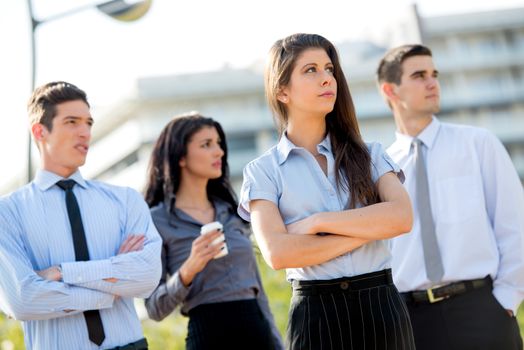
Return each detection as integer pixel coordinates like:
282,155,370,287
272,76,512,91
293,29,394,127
340,282,349,290
77,277,83,282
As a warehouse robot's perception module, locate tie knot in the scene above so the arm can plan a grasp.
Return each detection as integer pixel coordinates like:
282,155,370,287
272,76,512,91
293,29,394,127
56,179,76,191
413,138,423,147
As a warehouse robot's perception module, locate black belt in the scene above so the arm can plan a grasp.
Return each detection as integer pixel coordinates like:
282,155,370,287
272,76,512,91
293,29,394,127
292,269,393,296
401,276,492,304
106,338,148,350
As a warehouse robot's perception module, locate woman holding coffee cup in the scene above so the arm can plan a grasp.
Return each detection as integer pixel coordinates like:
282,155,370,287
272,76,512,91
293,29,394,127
144,113,283,350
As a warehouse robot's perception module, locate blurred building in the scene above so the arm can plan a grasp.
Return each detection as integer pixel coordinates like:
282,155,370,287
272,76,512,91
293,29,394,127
74,6,524,192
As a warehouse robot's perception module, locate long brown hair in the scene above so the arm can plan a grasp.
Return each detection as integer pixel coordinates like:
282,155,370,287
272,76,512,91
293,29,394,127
265,33,379,208
144,112,238,211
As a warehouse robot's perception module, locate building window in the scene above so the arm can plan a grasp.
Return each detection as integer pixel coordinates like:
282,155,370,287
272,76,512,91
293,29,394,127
226,132,256,152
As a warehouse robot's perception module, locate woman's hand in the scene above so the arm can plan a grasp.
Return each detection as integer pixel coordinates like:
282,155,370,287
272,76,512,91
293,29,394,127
179,229,224,286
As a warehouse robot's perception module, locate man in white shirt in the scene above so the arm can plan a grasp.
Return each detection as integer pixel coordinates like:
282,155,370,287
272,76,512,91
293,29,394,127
376,44,524,349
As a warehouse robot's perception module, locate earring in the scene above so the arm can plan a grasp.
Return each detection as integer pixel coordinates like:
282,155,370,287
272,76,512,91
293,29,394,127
282,97,288,103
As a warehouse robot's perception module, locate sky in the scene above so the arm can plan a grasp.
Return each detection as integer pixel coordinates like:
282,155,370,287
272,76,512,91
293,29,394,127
1,0,524,191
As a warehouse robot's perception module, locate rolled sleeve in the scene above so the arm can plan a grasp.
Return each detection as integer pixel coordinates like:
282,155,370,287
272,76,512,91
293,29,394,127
368,142,405,183
145,271,191,321
238,160,279,222
167,271,190,303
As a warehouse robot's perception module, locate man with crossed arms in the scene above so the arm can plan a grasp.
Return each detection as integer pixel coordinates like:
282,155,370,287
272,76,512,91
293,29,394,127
0,81,161,349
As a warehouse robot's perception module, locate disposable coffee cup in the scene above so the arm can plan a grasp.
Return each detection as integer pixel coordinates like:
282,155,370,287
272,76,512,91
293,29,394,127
200,221,228,259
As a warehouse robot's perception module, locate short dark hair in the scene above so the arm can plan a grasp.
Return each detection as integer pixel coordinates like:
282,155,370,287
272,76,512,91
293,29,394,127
27,81,89,131
377,44,433,84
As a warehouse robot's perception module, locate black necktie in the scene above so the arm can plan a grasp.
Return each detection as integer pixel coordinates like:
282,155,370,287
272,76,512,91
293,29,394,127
56,179,106,346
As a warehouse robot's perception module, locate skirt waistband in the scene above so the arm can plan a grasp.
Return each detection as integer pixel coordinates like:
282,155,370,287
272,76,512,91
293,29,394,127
188,298,259,318
292,269,393,296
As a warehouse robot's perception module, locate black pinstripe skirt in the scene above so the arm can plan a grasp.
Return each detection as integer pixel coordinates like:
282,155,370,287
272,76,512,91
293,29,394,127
287,269,415,350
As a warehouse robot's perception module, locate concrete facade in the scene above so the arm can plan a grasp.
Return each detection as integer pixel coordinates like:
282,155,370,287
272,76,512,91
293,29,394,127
64,6,524,192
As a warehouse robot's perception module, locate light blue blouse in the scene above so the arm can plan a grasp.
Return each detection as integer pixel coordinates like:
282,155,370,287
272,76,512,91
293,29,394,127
238,133,402,281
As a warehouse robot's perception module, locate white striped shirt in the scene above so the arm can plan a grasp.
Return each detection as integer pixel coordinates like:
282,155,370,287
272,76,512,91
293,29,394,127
0,169,162,349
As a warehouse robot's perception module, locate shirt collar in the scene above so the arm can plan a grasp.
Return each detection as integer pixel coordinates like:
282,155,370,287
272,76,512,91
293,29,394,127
394,116,441,150
276,132,332,165
34,169,88,191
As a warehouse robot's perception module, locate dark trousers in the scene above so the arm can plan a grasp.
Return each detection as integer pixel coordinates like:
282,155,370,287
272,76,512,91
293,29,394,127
186,298,274,350
287,269,415,350
405,282,523,350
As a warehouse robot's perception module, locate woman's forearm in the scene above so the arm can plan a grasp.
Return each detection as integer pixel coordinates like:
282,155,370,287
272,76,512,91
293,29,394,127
303,173,414,240
250,199,370,270
257,232,369,270
311,200,412,240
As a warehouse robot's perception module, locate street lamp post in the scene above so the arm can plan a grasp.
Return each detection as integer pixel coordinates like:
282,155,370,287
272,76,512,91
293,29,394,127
25,0,152,183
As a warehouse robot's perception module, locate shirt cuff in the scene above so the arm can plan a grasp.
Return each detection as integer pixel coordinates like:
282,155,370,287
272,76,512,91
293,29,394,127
492,284,522,315
61,259,113,285
167,271,190,304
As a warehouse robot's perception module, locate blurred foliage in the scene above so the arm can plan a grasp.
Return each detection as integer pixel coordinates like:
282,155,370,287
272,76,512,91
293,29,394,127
519,304,524,343
0,313,24,350
2,266,524,349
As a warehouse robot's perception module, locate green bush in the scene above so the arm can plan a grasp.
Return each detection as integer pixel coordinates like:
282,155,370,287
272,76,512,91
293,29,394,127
0,313,25,350
508,303,524,343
